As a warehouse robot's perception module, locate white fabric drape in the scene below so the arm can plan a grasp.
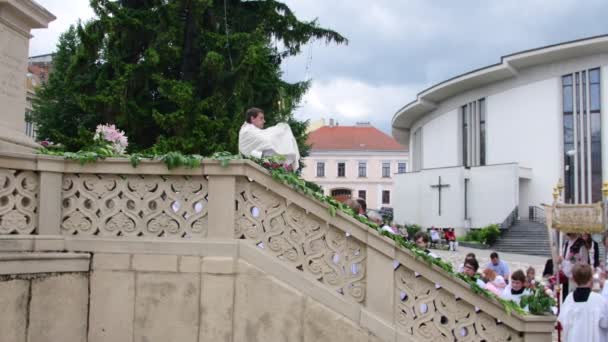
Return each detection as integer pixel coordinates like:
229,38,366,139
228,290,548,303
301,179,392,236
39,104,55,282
238,122,300,169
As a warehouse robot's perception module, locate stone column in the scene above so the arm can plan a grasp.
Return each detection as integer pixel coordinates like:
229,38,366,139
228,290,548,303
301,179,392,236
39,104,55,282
206,175,236,239
0,0,55,153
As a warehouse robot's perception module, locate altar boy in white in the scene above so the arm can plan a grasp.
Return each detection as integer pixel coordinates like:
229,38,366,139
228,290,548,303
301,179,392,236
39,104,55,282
558,264,608,342
238,107,300,169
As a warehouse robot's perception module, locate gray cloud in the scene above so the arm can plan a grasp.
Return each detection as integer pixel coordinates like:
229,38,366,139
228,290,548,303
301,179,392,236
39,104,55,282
30,0,608,133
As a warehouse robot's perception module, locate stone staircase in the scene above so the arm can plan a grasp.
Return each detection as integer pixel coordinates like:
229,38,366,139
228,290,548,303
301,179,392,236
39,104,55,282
492,219,551,257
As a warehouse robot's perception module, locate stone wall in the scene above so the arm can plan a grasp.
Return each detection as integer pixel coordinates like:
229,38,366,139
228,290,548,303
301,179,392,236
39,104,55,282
0,155,556,342
0,272,89,342
87,253,379,342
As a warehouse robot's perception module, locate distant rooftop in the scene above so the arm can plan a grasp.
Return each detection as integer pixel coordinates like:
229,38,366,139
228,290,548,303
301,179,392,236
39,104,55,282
307,123,407,152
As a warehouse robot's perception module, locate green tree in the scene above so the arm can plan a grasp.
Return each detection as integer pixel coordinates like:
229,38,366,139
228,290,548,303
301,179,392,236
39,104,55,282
30,0,346,157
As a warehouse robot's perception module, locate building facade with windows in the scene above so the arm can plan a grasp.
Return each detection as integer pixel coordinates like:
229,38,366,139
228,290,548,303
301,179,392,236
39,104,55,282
392,35,608,233
301,122,408,211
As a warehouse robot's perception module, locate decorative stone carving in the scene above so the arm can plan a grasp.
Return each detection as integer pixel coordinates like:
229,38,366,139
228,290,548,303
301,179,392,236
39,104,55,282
234,177,366,303
0,169,38,234
395,266,522,342
61,174,208,237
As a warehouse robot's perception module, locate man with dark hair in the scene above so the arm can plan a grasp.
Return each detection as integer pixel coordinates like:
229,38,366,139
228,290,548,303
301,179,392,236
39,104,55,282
238,107,300,168
559,264,608,341
245,107,265,127
486,252,510,281
414,232,439,258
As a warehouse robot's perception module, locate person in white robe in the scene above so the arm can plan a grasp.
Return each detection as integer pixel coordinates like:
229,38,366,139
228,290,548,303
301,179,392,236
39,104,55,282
558,264,608,342
500,270,531,306
238,107,300,169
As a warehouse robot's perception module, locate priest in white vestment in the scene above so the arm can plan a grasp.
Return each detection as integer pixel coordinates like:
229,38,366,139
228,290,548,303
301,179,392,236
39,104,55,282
238,107,300,169
558,264,608,342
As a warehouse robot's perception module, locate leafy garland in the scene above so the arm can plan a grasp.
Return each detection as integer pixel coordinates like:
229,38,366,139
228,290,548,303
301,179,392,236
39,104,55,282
36,148,554,316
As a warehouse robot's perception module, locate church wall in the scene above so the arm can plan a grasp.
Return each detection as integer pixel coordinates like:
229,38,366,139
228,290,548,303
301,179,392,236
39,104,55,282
468,164,519,228
421,109,460,169
393,172,421,225
422,167,466,229
486,77,561,209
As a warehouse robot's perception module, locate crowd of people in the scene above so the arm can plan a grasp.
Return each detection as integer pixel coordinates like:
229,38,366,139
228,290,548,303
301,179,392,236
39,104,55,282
402,228,608,341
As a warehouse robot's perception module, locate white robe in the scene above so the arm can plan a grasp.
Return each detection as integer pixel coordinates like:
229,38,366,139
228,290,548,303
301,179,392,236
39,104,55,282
238,122,300,169
558,292,608,342
500,286,531,305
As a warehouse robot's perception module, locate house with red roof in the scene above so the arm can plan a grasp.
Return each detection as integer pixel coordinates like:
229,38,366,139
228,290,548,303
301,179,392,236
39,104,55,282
301,120,408,212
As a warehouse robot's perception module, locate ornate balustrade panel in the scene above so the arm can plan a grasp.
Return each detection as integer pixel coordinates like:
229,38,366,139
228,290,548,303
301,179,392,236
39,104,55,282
61,173,208,238
234,177,366,303
395,266,523,342
0,168,39,234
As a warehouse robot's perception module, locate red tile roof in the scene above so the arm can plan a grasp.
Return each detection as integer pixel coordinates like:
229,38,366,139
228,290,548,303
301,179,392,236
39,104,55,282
307,125,407,151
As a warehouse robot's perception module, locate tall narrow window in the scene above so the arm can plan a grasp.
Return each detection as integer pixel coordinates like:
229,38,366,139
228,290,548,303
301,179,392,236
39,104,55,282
461,98,486,167
382,162,391,177
562,68,601,203
479,99,486,166
358,190,366,201
398,162,407,174
316,162,325,177
337,162,346,177
382,190,390,204
464,179,469,220
462,106,468,167
412,128,423,171
358,162,367,177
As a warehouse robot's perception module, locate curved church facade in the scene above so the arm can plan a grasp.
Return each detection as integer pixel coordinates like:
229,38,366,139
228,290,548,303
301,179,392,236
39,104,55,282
391,35,608,233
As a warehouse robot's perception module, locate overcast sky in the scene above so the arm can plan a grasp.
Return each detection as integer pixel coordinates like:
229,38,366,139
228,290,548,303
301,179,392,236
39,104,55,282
30,0,608,133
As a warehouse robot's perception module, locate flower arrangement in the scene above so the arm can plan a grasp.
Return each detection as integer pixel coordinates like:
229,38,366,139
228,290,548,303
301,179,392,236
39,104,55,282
94,124,128,154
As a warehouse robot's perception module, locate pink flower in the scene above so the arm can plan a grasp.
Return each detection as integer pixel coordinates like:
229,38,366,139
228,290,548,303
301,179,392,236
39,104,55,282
94,123,128,154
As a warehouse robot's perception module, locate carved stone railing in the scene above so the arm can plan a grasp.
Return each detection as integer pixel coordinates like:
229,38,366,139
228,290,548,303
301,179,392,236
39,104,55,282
61,173,209,237
0,152,555,341
234,176,366,303
0,169,39,234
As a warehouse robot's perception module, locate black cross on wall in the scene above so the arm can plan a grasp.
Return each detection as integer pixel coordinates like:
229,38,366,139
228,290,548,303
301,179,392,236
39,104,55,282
430,176,450,216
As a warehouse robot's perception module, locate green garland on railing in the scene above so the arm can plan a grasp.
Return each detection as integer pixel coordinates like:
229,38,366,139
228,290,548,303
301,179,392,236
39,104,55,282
36,148,554,316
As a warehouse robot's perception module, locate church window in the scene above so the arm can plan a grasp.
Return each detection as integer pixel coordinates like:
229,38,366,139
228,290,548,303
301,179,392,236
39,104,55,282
461,98,486,167
358,190,366,201
412,128,423,171
562,68,601,203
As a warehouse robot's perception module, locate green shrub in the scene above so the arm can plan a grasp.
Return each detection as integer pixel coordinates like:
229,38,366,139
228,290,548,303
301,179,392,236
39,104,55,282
462,224,501,245
465,229,481,242
405,224,421,238
479,224,501,245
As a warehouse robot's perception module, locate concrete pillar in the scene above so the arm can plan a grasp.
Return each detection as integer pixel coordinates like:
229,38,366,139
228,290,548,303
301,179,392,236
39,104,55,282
38,171,62,235
361,232,395,341
0,1,55,152
206,175,236,239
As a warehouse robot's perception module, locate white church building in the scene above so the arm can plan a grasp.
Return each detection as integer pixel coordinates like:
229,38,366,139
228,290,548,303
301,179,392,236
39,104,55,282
392,35,608,232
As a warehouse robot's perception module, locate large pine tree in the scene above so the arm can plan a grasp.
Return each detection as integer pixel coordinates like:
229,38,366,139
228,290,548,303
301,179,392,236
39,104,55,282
31,0,346,156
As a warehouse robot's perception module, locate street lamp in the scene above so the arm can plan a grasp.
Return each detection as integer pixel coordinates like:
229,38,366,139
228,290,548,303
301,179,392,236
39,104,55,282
566,149,576,203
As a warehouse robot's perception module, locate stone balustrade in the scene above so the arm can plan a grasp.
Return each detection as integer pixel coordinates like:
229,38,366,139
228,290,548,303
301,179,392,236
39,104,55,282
0,152,555,342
